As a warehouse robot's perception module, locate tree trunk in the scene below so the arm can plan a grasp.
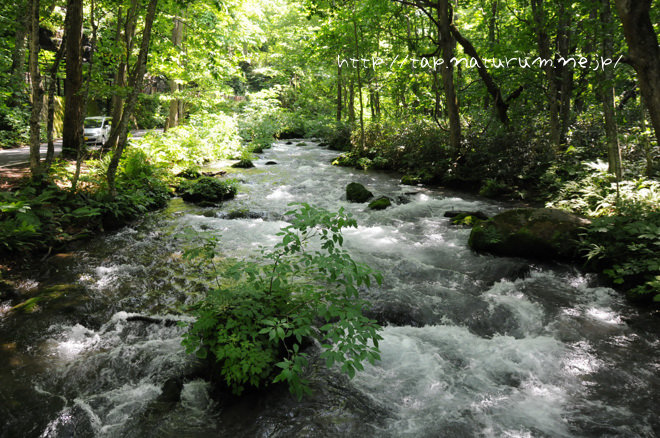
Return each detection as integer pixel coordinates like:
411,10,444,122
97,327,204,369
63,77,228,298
107,0,139,150
164,15,183,131
28,0,43,180
438,0,460,156
62,0,84,158
449,23,510,125
46,33,67,169
348,79,355,124
640,95,654,176
531,0,561,151
9,0,30,106
599,0,622,179
72,0,98,192
336,64,342,122
614,0,660,147
108,8,124,149
106,0,159,197
352,15,365,151
557,0,573,144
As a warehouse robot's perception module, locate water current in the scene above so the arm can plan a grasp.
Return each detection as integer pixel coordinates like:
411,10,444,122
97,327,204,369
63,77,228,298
1,140,658,437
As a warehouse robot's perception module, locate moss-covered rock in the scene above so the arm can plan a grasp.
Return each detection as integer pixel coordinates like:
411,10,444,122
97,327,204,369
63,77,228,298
400,175,421,185
176,168,202,179
231,159,255,168
444,210,489,221
368,196,392,210
346,182,373,203
449,213,481,226
177,177,237,205
332,153,358,168
468,208,590,260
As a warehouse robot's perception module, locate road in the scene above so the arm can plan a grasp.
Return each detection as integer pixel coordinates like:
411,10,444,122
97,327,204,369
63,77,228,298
0,130,158,168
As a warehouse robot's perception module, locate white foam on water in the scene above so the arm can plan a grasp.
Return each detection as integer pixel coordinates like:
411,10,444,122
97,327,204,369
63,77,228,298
353,325,570,437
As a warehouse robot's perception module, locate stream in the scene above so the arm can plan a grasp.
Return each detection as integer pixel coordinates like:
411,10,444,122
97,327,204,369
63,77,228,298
1,140,658,437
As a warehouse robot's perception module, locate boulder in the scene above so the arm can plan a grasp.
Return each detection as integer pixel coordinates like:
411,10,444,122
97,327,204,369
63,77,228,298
177,177,237,205
400,175,421,186
468,208,590,260
368,196,392,210
346,182,373,203
265,161,277,165
231,159,255,169
444,210,489,220
176,169,202,179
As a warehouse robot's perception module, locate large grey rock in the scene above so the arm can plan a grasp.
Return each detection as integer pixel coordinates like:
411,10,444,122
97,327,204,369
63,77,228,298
468,208,590,260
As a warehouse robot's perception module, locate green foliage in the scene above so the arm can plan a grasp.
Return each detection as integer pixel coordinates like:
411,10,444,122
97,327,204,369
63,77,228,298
238,87,286,150
0,103,30,148
0,183,101,253
582,209,660,301
546,161,660,217
133,113,243,172
177,177,238,205
181,203,382,398
451,214,479,226
134,94,168,129
324,122,352,151
479,179,510,198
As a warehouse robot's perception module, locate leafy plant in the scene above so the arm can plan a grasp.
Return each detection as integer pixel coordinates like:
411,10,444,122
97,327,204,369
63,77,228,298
132,113,243,172
177,177,238,204
181,203,383,398
582,210,660,301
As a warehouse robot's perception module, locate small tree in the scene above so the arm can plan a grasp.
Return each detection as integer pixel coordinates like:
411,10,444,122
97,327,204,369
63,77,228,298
182,203,383,398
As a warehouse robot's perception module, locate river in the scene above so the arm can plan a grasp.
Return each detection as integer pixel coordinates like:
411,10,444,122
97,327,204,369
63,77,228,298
1,140,658,437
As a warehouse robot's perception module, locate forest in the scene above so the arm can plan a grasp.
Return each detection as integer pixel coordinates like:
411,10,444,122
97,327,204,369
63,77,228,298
0,0,659,436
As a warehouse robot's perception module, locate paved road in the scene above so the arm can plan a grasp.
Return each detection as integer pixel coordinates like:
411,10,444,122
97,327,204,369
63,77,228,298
0,130,158,168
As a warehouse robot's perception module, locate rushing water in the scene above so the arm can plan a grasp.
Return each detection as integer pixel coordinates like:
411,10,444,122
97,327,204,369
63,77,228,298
1,140,658,437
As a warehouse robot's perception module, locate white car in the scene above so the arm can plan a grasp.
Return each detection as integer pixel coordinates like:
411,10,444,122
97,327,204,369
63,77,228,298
83,116,111,145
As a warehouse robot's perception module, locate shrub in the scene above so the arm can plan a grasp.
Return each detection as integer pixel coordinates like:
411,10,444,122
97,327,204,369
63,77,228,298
177,177,238,205
582,209,660,302
133,112,243,172
181,203,382,398
238,87,285,149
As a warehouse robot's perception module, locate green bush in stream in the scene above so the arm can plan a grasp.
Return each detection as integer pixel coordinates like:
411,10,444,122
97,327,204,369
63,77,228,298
181,203,383,398
177,177,238,205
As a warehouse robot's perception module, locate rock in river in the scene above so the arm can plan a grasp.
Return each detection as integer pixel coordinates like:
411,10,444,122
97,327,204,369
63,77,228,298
468,208,590,260
368,196,392,210
346,182,373,203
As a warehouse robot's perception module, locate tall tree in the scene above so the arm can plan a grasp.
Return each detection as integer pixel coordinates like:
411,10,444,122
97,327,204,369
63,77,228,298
62,0,84,158
164,15,184,131
599,0,622,179
106,0,159,196
27,0,43,180
9,0,30,106
437,0,460,156
531,0,561,150
45,32,67,169
106,0,139,150
614,0,660,147
72,0,99,192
